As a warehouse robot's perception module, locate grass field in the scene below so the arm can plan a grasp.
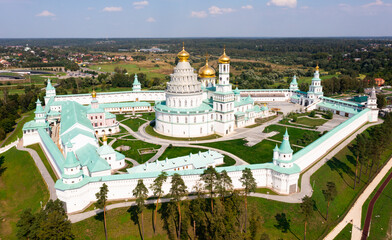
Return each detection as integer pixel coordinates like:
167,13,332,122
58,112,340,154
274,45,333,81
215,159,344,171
111,140,161,164
294,117,328,127
199,139,278,164
88,62,171,80
361,167,392,240
333,223,352,240
27,143,58,181
0,148,49,239
122,118,147,132
264,124,320,147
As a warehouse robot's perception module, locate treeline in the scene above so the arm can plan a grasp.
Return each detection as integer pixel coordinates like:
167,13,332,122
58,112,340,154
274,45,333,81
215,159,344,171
0,85,43,140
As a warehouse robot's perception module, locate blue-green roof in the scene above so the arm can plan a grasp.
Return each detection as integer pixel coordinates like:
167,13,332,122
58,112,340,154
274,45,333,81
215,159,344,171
100,102,151,109
46,79,55,90
60,128,96,143
23,120,49,130
155,101,213,115
38,129,65,173
61,171,83,179
97,144,115,156
59,101,93,135
279,132,293,154
291,75,298,85
105,112,116,119
75,144,111,173
35,99,44,114
234,96,254,107
133,74,141,85
87,106,105,114
233,87,240,95
64,150,80,168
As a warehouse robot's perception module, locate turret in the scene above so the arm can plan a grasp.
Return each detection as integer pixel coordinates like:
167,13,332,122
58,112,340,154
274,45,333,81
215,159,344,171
62,142,83,184
273,129,294,168
233,87,241,101
290,75,299,91
308,65,323,99
132,74,141,92
34,99,45,123
367,86,377,109
45,78,56,98
91,90,99,109
218,47,231,86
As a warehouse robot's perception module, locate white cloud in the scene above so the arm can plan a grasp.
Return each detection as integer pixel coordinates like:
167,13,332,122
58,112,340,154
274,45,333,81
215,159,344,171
36,10,55,17
133,1,149,9
102,7,123,12
209,6,235,15
362,0,392,8
146,17,155,22
241,5,253,10
267,0,297,8
191,11,208,18
87,7,94,11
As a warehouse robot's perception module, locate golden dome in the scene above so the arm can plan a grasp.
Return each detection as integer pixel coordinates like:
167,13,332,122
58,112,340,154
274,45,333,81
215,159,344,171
218,47,230,64
92,89,96,98
315,65,319,71
102,134,107,143
177,42,190,62
198,57,216,78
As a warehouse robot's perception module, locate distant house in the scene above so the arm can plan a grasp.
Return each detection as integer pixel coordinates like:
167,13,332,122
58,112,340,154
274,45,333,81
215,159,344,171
374,78,385,86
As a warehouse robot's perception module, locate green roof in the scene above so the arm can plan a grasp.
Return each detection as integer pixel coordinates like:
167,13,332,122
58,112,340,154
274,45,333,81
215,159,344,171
38,129,65,173
290,75,298,85
75,144,111,173
97,144,116,156
64,150,80,168
61,171,83,179
100,102,151,109
23,120,49,130
105,112,116,119
234,97,254,107
87,106,105,114
34,99,44,114
133,74,141,85
46,79,55,90
59,101,93,135
155,101,213,115
233,87,240,95
279,130,293,154
60,128,96,143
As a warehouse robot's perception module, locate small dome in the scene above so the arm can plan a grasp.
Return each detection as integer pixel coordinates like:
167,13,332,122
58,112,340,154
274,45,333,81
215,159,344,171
198,59,216,78
219,48,230,64
92,90,96,98
177,43,190,62
102,134,108,142
315,64,319,71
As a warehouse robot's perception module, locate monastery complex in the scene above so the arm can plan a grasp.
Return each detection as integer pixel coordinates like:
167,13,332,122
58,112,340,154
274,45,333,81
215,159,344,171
21,46,379,213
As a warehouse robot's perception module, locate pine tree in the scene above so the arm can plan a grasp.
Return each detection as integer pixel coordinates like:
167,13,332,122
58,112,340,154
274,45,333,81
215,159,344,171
95,183,109,240
201,166,219,212
216,170,233,200
133,179,149,240
300,196,314,240
150,171,168,234
239,168,257,233
169,173,187,239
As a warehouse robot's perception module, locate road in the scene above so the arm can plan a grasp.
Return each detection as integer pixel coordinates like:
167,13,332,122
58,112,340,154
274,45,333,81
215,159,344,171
324,153,392,240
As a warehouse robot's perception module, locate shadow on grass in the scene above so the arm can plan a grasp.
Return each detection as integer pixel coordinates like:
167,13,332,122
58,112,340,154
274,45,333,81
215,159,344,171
274,213,300,240
127,206,142,239
0,156,7,176
327,157,354,188
146,203,156,233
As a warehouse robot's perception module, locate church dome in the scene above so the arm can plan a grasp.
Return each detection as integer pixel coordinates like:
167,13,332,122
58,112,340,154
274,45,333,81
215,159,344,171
218,48,230,64
177,43,190,62
198,59,216,78
92,90,96,98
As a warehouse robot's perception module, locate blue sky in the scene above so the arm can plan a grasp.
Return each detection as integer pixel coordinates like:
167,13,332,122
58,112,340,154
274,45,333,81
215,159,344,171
0,0,391,38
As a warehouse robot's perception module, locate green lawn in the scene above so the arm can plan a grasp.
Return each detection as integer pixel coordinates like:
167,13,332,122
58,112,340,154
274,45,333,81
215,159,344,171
89,63,167,80
294,117,328,127
27,144,58,181
116,114,128,122
361,167,392,240
140,112,155,121
264,124,320,147
199,139,278,164
0,148,49,239
111,140,161,164
244,115,278,128
2,110,35,146
145,125,221,141
122,118,147,132
333,223,352,240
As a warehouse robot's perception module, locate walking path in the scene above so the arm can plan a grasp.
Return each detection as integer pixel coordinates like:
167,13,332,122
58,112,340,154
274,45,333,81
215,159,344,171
324,155,392,240
16,140,57,200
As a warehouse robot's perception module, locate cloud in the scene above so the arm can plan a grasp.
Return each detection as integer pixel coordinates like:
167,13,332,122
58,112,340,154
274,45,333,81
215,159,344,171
133,1,149,9
362,0,392,8
102,7,123,12
209,6,235,15
146,17,155,22
267,0,297,8
36,10,55,17
87,7,94,11
241,5,253,10
191,11,208,18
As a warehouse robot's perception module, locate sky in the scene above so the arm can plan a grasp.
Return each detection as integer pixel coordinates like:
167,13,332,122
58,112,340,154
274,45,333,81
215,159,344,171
0,0,391,38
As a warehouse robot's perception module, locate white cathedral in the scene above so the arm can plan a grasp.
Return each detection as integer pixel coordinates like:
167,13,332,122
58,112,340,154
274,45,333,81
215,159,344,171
154,47,271,137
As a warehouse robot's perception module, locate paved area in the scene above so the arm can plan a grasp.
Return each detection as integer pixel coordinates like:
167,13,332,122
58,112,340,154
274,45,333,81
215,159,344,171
267,101,303,115
16,140,57,200
324,154,392,240
317,114,347,132
244,131,278,147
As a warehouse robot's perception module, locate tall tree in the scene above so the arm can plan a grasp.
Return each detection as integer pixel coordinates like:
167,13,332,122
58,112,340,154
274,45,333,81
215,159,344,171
356,134,368,185
133,179,149,240
239,168,257,233
16,208,35,239
150,171,168,234
201,166,219,212
216,170,233,200
322,182,337,220
95,183,109,240
169,173,188,239
300,196,314,240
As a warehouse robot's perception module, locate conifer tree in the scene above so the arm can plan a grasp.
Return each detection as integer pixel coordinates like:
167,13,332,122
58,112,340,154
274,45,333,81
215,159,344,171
169,173,187,239
239,168,257,233
150,171,168,233
95,183,109,240
322,181,337,220
133,179,148,240
201,166,219,212
300,196,314,240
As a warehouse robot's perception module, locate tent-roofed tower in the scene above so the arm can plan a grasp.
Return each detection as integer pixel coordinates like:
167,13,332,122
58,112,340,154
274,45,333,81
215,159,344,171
132,74,141,92
45,78,56,104
290,75,299,91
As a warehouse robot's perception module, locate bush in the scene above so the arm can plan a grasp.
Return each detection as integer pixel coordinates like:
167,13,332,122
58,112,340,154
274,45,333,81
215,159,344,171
325,111,333,119
292,115,298,122
309,110,316,118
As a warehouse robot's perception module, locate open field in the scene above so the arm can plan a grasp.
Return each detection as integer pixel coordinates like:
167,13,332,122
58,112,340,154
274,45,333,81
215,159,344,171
199,139,278,164
0,148,49,239
294,117,328,127
263,124,320,147
111,140,161,164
